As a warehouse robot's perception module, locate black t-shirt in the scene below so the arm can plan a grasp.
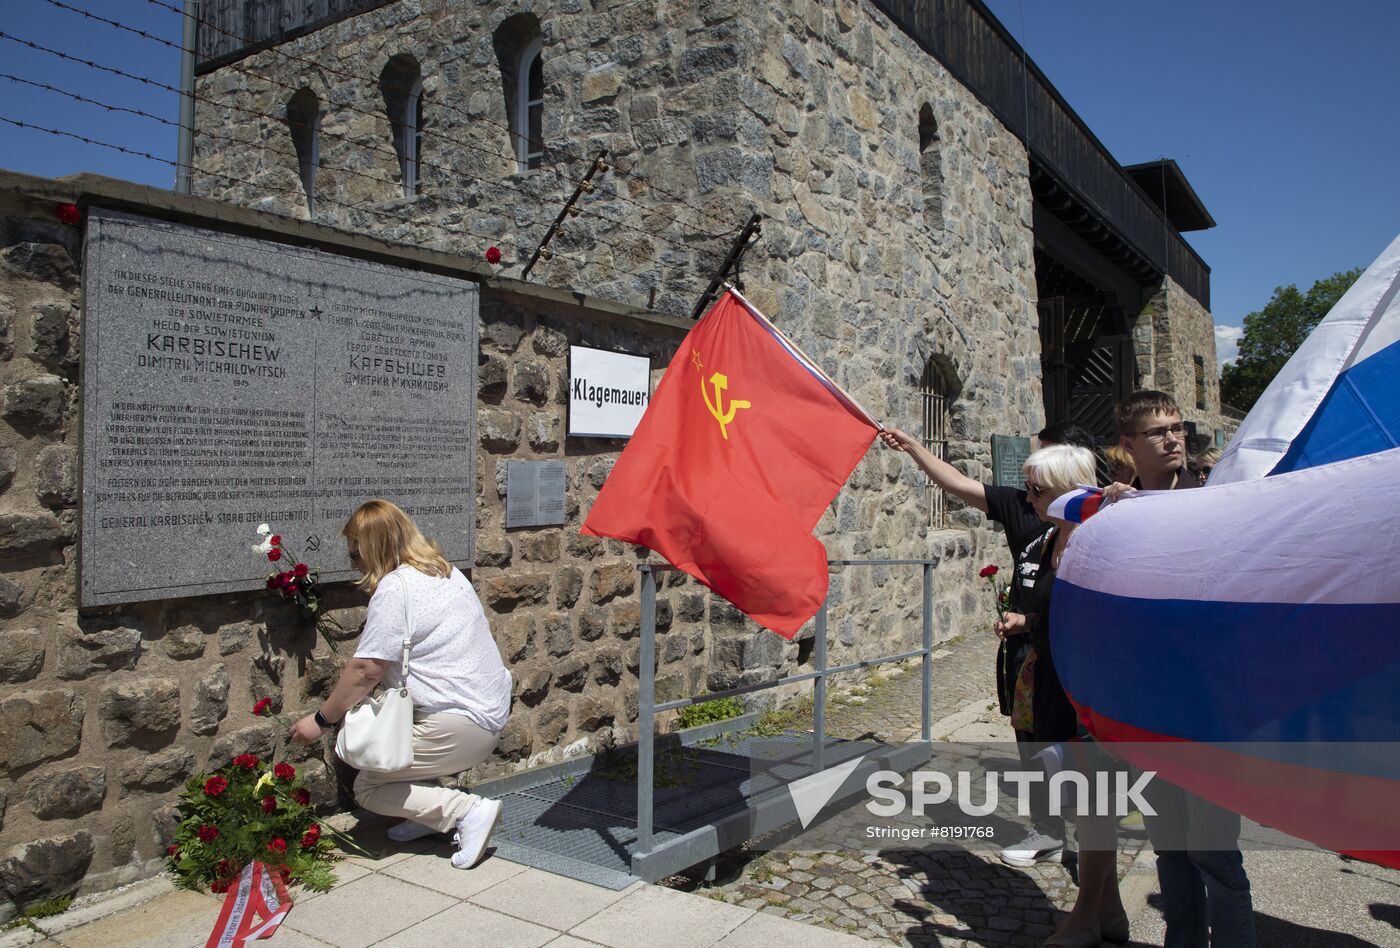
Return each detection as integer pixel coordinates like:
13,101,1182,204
982,484,1052,614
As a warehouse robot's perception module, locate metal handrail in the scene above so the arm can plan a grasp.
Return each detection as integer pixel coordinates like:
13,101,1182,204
635,558,937,855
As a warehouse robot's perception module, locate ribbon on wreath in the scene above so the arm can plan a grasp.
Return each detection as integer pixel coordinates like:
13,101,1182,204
206,860,293,948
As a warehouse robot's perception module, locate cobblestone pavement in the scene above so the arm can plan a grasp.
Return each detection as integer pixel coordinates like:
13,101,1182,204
663,631,1151,947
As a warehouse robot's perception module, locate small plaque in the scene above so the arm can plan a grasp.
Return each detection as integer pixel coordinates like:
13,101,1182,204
506,461,567,528
991,435,1032,489
80,210,478,606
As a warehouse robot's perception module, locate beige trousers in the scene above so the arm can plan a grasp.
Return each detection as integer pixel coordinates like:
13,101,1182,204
353,711,499,833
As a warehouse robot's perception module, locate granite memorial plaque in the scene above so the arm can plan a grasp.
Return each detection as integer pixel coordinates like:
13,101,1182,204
505,461,566,528
80,209,478,606
990,434,1032,489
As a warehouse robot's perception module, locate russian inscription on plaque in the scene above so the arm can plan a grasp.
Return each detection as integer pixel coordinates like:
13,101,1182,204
990,434,1032,489
80,210,478,606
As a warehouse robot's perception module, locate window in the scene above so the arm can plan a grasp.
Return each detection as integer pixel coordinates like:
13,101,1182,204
1194,354,1207,410
286,88,320,216
920,357,954,527
918,104,943,232
516,39,544,171
494,14,544,174
380,55,424,197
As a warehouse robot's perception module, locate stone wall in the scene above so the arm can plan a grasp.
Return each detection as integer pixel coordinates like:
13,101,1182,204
1133,277,1237,450
0,171,1014,911
191,0,1045,651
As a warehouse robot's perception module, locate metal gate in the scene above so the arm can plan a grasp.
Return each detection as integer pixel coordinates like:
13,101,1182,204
1039,296,1134,455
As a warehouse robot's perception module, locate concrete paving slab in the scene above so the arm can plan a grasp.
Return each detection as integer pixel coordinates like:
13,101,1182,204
32,878,176,938
713,911,871,947
381,851,528,899
542,937,608,948
467,866,634,930
280,873,454,948
569,884,754,948
0,928,51,948
50,890,219,948
293,858,372,902
373,901,556,948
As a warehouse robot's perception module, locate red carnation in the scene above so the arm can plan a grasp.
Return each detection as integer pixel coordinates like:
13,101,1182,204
197,825,219,842
270,535,281,546
232,753,259,770
485,246,502,265
300,831,318,849
979,564,999,578
211,879,231,894
166,844,179,857
267,547,282,562
267,837,288,855
204,776,229,797
55,203,80,226
265,574,281,589
261,795,277,813
253,697,273,716
293,562,309,578
274,762,296,782
217,859,234,877
293,788,311,806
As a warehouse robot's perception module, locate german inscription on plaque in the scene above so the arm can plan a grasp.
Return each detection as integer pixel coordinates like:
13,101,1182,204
80,210,478,606
990,434,1032,489
505,461,567,529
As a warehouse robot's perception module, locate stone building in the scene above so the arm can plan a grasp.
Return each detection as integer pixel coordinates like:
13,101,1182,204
0,0,1230,908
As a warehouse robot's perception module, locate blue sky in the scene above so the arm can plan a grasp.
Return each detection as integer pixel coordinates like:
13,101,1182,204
2,2,1397,366
982,0,1400,363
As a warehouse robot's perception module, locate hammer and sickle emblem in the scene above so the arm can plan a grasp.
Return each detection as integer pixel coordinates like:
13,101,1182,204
701,371,751,440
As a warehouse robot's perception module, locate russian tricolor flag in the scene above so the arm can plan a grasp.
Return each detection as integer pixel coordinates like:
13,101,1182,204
1054,231,1400,868
1047,486,1106,524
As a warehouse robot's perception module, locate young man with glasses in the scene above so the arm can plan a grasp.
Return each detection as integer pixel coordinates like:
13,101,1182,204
1106,390,1256,947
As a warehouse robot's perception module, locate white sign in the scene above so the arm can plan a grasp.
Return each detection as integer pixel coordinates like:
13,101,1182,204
568,345,651,438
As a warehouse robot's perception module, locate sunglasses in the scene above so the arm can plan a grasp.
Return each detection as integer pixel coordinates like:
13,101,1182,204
1026,482,1047,499
347,548,362,562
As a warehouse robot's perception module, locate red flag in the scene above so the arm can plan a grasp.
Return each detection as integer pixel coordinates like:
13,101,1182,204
581,288,878,637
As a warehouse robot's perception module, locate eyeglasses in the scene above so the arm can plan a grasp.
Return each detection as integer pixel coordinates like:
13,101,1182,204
1132,423,1186,444
347,548,361,562
1026,482,1047,499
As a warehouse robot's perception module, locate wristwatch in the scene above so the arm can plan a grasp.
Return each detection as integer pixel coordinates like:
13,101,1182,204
313,708,336,729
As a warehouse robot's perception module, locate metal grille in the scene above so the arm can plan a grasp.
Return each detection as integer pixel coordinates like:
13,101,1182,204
920,358,951,527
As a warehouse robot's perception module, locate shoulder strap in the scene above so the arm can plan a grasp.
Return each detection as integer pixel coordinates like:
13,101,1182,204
392,569,414,678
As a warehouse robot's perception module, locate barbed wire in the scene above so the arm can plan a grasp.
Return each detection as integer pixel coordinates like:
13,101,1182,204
138,0,740,233
0,112,707,290
42,0,737,242
0,31,724,284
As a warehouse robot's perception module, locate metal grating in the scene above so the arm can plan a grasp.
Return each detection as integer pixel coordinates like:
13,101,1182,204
475,731,880,889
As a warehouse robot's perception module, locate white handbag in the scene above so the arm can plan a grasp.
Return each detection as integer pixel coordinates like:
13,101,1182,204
335,571,416,772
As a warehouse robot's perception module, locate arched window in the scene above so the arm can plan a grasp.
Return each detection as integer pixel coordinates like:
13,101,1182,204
920,356,954,527
918,104,943,233
380,55,424,197
494,14,544,174
286,88,320,216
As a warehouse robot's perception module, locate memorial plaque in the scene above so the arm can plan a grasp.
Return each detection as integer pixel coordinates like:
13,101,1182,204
80,210,478,606
505,461,566,528
990,434,1032,489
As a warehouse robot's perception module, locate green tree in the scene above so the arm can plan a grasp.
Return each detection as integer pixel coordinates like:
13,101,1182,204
1220,268,1362,411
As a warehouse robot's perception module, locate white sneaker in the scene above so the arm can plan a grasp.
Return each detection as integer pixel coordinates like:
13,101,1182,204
387,820,441,843
451,799,502,869
998,830,1064,868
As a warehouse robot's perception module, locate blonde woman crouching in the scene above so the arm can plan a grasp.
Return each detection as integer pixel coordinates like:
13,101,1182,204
290,499,512,869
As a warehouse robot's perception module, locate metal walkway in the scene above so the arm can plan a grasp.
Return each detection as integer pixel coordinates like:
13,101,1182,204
476,720,928,889
477,559,937,889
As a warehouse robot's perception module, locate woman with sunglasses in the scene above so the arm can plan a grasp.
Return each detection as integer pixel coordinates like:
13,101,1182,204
997,445,1129,947
289,499,512,869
